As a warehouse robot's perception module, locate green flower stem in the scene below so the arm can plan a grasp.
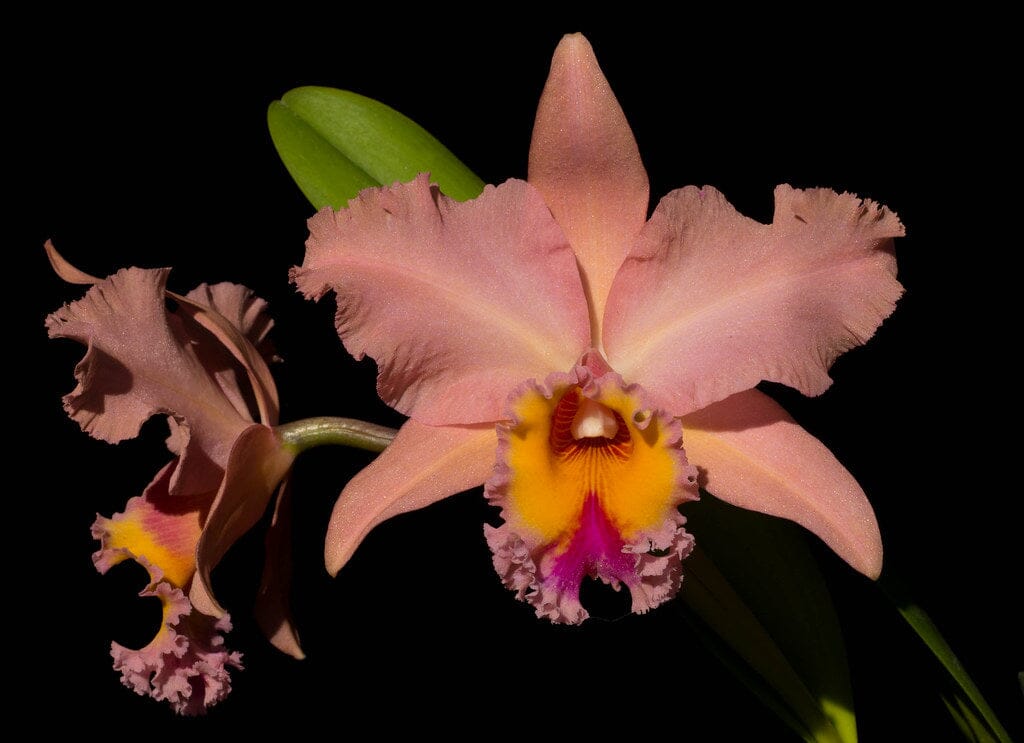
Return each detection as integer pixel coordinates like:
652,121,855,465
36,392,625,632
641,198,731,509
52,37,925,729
276,416,397,455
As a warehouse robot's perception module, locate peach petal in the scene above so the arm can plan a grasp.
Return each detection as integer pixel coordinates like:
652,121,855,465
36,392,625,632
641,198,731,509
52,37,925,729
324,419,496,576
292,174,590,425
605,185,904,415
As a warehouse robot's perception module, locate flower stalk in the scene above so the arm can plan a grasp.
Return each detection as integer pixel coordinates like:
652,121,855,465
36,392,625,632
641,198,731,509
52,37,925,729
277,416,397,454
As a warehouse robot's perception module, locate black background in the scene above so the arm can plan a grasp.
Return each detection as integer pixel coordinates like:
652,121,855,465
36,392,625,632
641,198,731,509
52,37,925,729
16,13,1020,739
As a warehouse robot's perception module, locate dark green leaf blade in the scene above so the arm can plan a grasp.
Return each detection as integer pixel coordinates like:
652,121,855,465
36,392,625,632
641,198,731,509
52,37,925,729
684,492,857,742
880,573,1013,743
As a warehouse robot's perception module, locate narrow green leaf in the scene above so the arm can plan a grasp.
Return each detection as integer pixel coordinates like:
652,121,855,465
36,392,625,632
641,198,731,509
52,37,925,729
272,86,484,206
680,608,814,740
880,573,1013,742
940,691,1001,743
684,492,857,743
684,546,839,742
268,100,379,210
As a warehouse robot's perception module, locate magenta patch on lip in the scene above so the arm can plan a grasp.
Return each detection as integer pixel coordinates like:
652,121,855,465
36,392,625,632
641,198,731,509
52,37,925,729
550,494,636,597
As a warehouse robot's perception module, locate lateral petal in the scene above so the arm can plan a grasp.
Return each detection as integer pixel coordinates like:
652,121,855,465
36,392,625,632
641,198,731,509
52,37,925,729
605,185,904,415
528,33,649,340
46,268,250,495
681,389,882,578
324,419,496,576
45,240,280,426
178,282,281,426
292,174,590,424
184,282,276,358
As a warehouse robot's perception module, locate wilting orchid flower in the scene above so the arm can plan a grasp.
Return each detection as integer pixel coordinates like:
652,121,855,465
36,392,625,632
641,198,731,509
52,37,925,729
292,34,904,623
45,243,299,713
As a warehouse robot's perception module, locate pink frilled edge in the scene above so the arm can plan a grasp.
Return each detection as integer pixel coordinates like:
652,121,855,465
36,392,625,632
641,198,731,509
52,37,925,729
484,364,699,624
91,463,243,715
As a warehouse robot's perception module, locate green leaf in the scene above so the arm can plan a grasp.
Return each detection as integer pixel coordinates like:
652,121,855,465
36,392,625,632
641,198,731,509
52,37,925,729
683,492,857,743
880,573,1013,742
268,87,484,210
268,100,378,210
940,691,1001,743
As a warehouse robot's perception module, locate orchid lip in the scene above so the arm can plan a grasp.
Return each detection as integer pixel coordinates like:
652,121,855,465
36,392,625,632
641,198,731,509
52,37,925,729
485,365,698,623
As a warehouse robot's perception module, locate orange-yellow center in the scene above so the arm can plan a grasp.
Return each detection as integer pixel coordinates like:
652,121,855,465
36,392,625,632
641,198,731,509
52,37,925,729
503,382,681,546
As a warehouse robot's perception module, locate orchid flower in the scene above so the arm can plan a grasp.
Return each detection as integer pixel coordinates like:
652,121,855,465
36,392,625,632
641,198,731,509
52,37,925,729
292,33,904,623
45,243,300,713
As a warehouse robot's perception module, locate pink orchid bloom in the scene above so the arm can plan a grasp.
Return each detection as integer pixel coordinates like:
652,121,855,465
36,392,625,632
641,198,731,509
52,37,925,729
45,243,300,714
292,34,903,623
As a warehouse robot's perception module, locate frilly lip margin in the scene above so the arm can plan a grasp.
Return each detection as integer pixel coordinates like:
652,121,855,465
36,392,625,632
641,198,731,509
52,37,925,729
483,359,699,624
